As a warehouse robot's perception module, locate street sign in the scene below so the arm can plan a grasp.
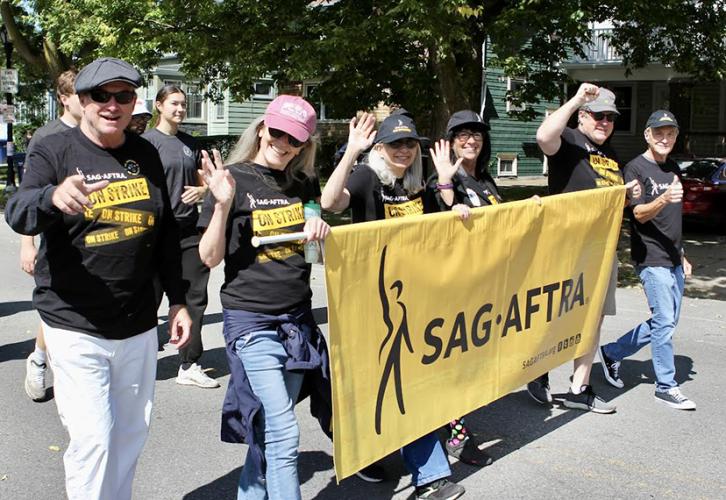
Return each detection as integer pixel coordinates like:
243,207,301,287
1,69,18,94
0,103,15,123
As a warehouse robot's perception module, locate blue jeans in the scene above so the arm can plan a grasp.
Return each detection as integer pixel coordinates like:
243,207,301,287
236,331,304,500
603,265,684,391
401,432,451,487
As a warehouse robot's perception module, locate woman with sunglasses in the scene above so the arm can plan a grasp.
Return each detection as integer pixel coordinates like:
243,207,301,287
425,110,502,468
321,112,466,500
143,85,218,389
198,95,331,500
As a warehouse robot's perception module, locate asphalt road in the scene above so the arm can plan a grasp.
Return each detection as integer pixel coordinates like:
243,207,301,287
1,218,724,500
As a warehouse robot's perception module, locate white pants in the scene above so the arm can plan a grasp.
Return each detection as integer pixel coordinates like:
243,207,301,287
43,323,157,500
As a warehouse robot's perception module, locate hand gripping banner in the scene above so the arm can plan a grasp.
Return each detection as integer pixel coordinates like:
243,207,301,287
323,186,625,480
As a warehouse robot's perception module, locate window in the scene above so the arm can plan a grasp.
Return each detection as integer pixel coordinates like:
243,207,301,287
506,78,528,113
185,84,203,120
253,81,275,99
215,99,225,120
611,85,634,133
497,153,518,177
163,80,204,120
303,82,344,120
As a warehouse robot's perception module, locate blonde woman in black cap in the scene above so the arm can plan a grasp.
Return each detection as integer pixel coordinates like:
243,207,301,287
5,57,191,500
322,112,466,500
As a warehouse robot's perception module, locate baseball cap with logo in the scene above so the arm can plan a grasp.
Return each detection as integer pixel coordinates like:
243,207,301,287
582,88,619,114
646,109,679,129
263,95,317,143
374,114,420,144
446,110,490,136
74,57,143,94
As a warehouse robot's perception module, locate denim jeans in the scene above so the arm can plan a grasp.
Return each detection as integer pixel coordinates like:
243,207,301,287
236,331,304,500
603,265,684,391
401,431,451,487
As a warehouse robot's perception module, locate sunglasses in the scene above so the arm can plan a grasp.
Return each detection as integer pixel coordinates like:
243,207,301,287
89,89,136,105
454,130,485,142
388,138,418,150
586,110,617,123
268,127,305,148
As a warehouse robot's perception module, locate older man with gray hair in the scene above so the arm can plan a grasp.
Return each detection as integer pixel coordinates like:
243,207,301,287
599,110,695,411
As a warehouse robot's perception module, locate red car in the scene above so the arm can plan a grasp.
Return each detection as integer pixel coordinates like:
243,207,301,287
680,158,726,232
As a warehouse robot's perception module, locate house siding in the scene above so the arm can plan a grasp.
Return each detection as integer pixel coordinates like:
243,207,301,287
485,63,558,177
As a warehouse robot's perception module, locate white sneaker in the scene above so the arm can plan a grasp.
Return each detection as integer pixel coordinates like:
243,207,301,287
25,355,48,401
654,387,696,410
176,363,220,389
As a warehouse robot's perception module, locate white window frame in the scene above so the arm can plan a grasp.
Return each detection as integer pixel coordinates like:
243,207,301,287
610,83,636,135
252,80,275,100
506,77,527,113
497,152,518,177
163,79,206,122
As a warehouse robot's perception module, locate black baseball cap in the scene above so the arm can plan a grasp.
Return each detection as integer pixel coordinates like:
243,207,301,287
446,110,490,135
374,114,420,144
74,57,143,94
646,110,679,129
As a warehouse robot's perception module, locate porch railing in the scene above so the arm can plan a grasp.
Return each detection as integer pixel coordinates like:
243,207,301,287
571,28,621,64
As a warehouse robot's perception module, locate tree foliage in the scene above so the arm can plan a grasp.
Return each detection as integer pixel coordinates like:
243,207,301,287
2,0,725,135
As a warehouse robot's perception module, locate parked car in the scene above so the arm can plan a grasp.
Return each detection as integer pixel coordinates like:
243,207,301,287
679,158,726,231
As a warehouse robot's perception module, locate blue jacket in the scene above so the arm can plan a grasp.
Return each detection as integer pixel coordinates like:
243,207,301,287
220,305,333,474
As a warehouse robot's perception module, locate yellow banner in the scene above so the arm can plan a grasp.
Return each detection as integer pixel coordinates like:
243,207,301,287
324,187,624,480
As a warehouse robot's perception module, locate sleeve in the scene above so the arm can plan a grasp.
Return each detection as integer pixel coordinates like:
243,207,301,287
4,142,63,235
623,160,645,206
148,148,186,306
197,192,215,230
546,128,575,165
346,165,373,202
423,172,451,213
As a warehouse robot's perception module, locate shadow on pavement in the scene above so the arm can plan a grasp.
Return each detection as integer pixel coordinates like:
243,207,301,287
0,300,34,317
0,337,35,363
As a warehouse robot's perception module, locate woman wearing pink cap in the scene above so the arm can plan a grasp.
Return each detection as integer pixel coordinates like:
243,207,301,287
198,95,331,500
321,112,466,500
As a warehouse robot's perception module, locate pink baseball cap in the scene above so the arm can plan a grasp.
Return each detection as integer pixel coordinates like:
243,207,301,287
263,95,317,143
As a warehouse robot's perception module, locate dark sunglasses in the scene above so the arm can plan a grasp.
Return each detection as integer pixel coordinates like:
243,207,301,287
89,89,136,105
268,127,305,148
388,138,418,150
586,110,617,123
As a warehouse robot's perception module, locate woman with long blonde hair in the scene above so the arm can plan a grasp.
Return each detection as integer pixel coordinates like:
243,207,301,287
199,95,331,500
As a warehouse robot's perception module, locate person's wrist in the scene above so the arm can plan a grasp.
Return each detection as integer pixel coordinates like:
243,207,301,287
437,176,452,184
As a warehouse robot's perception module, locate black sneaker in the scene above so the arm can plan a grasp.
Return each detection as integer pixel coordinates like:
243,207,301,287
415,479,465,500
527,373,552,404
598,346,624,389
562,385,616,414
654,388,696,410
446,436,493,467
355,462,386,483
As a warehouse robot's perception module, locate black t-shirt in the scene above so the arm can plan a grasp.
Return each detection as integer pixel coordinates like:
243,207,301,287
426,166,502,212
346,164,424,222
547,127,622,194
4,127,185,339
198,162,319,314
625,155,683,267
142,129,201,229
28,119,72,151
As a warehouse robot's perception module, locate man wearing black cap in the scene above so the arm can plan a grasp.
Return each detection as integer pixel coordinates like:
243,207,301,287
531,83,639,413
598,110,695,410
5,57,191,499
